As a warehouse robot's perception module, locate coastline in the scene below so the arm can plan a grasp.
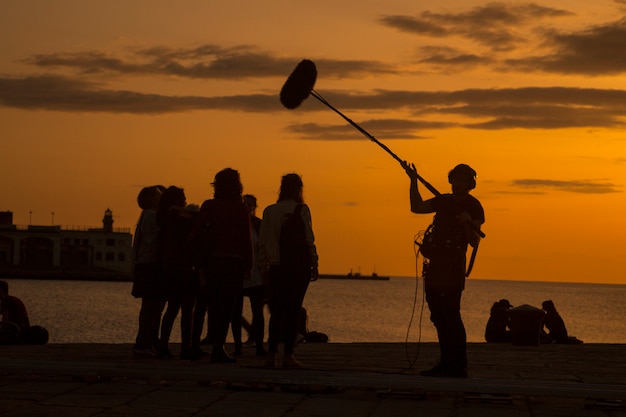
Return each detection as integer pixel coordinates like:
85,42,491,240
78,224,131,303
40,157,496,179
2,271,392,282
0,268,131,282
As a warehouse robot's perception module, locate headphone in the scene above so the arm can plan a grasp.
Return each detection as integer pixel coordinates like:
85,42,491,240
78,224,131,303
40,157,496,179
448,164,477,190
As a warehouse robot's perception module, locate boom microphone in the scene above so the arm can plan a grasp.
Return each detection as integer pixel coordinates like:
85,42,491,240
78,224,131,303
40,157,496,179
279,59,317,109
279,59,486,239
279,59,440,195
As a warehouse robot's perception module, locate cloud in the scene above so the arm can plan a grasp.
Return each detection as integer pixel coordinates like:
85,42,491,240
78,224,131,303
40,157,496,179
311,86,626,109
3,76,626,137
17,8,626,89
380,4,626,76
0,75,278,113
308,87,626,129
512,179,621,194
283,86,626,138
284,119,451,140
24,45,397,80
379,2,573,51
509,18,626,75
416,46,491,69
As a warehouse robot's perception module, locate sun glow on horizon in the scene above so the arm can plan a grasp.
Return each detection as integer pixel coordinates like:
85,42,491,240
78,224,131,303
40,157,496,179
1,0,625,284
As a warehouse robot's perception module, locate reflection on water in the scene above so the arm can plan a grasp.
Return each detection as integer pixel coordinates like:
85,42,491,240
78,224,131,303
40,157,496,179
6,278,626,344
18,280,139,343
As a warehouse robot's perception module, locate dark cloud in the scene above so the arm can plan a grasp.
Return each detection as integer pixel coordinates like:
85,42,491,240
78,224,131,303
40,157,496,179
379,15,449,37
323,86,626,114
509,18,626,75
284,119,451,140
284,87,626,137
3,76,626,135
24,45,397,80
316,87,626,128
416,46,491,69
380,3,572,51
0,75,278,113
512,179,621,194
440,102,625,130
379,4,626,76
18,10,626,88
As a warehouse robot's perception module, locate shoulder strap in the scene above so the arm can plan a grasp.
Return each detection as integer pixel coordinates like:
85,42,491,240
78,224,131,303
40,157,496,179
466,243,479,277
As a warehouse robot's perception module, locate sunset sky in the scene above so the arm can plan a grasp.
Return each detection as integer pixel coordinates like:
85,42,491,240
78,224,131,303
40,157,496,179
1,0,625,284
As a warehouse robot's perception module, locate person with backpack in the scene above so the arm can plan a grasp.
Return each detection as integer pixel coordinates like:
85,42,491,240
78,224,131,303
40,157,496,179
259,173,319,368
402,162,485,378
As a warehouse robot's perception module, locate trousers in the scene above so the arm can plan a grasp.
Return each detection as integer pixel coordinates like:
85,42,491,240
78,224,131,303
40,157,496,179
425,289,467,370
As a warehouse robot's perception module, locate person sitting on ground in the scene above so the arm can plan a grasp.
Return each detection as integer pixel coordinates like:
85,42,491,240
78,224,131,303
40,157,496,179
296,306,329,344
542,300,583,344
485,299,513,343
0,280,30,344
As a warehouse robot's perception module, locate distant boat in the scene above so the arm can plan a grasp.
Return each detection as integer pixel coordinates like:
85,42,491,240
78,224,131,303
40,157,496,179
317,271,390,281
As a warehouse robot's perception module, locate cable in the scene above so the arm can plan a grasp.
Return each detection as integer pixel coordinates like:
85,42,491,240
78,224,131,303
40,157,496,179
403,230,427,373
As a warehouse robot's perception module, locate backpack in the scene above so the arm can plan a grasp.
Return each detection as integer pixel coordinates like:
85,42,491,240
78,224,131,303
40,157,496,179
279,204,311,268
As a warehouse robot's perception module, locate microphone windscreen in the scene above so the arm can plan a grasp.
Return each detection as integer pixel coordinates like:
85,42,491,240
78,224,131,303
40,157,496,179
280,59,317,109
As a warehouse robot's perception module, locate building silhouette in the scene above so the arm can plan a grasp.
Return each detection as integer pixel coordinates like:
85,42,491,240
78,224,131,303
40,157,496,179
0,209,132,280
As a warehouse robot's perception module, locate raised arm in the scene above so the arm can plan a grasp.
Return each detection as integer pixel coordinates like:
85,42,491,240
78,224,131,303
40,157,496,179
401,161,435,214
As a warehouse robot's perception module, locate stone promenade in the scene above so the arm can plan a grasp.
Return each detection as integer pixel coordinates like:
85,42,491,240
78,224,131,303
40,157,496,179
1,342,625,416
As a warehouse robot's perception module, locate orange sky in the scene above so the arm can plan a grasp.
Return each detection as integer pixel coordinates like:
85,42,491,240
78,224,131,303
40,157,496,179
1,1,625,284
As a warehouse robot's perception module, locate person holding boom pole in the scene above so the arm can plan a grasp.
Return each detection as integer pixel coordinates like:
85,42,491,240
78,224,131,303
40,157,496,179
278,60,485,375
401,161,485,378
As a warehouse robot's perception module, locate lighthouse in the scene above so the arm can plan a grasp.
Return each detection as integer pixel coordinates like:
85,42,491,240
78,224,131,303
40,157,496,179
102,208,114,232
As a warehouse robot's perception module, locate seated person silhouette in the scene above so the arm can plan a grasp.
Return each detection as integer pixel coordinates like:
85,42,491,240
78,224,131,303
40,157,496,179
295,307,329,344
0,280,48,344
541,300,583,344
485,299,513,343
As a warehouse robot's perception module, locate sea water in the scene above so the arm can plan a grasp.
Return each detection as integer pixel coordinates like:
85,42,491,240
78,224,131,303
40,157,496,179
6,278,626,344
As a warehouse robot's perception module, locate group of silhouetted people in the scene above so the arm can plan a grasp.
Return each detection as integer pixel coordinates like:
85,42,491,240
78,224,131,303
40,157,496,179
485,298,583,345
131,169,319,368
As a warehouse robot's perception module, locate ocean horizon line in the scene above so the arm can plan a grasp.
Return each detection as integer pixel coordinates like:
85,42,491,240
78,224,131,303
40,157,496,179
386,275,625,286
